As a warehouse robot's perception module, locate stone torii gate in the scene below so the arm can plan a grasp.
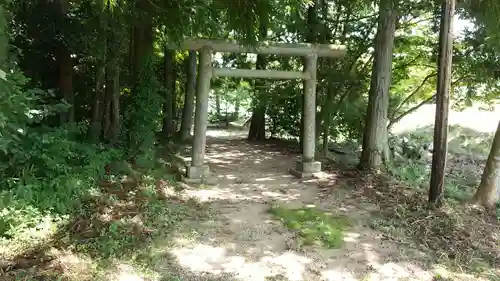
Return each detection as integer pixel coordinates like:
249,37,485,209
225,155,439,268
172,39,346,183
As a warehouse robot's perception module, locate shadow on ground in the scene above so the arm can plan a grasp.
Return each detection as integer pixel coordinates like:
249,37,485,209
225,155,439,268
1,128,499,281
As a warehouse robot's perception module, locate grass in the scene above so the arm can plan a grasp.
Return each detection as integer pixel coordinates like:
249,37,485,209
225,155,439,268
268,205,351,249
1,176,205,281
0,141,209,281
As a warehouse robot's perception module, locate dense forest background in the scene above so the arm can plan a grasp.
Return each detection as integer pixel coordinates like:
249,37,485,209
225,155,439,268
0,0,499,280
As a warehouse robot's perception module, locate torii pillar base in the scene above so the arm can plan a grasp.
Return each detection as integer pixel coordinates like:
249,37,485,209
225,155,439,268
289,160,322,179
182,165,218,185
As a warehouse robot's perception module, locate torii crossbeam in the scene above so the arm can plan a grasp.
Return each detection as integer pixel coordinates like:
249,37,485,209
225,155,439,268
170,39,347,183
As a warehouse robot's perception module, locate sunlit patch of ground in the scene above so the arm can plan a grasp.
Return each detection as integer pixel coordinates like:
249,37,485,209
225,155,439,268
154,132,494,281
391,104,500,134
3,122,498,281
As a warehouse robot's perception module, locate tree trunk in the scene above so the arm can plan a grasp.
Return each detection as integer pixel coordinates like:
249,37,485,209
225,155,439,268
128,0,153,152
131,0,153,85
247,21,268,141
358,0,397,170
103,55,121,144
318,0,333,155
429,0,455,207
89,63,106,142
107,68,121,144
247,51,267,141
322,82,335,156
162,48,175,136
171,59,178,130
103,7,121,144
179,51,197,140
234,99,240,119
88,8,108,142
0,5,7,69
215,91,221,116
58,47,74,123
57,0,74,123
471,121,500,208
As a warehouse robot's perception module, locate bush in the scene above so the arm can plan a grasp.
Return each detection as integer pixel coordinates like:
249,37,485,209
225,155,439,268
0,71,122,244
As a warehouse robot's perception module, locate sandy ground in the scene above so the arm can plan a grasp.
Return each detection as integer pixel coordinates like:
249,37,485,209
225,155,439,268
158,131,444,281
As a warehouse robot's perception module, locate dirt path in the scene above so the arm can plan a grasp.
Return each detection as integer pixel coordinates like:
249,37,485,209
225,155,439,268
162,133,436,281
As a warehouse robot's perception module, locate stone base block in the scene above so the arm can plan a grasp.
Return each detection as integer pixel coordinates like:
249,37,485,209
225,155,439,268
289,160,322,178
182,165,217,185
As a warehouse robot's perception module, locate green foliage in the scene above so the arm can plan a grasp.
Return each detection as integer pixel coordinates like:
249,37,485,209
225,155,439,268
269,205,350,249
0,72,122,246
125,54,162,156
0,4,7,67
208,77,252,123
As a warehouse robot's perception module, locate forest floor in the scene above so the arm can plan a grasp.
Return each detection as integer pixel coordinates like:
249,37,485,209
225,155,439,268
160,130,500,281
2,128,499,281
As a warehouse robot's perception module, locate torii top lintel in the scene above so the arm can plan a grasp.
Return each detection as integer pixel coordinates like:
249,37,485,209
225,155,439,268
170,39,346,58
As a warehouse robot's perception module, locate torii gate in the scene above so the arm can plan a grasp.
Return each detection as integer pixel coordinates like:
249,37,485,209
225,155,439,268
172,39,346,183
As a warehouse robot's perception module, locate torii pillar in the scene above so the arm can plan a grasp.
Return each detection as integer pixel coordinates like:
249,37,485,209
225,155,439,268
289,54,321,178
172,39,346,184
184,46,214,183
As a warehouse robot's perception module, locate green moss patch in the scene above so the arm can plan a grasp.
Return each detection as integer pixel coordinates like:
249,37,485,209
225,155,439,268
269,205,351,249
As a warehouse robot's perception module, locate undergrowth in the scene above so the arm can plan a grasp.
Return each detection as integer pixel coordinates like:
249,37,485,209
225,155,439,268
269,205,350,249
388,124,495,204
0,68,202,281
320,124,499,279
0,147,202,281
332,167,500,279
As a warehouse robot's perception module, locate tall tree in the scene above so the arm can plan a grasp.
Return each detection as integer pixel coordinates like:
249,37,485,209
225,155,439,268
358,0,398,169
471,121,500,208
247,21,268,141
429,0,455,207
0,4,7,69
88,4,108,142
57,0,74,123
179,51,197,140
162,48,175,136
103,7,122,144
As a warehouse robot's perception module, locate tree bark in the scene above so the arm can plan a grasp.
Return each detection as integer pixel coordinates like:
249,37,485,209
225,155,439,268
171,59,178,130
429,0,455,207
162,48,175,136
103,55,121,144
131,0,153,86
57,0,74,123
0,5,7,69
179,51,197,140
471,121,500,208
247,51,267,141
89,62,106,142
89,9,108,142
234,99,240,119
318,0,333,155
247,20,268,141
321,80,337,156
215,91,221,116
103,65,120,144
359,0,397,170
103,6,121,144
